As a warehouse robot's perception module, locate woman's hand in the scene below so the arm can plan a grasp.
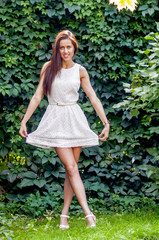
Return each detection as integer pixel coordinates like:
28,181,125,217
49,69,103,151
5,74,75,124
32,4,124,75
19,122,28,138
98,125,110,141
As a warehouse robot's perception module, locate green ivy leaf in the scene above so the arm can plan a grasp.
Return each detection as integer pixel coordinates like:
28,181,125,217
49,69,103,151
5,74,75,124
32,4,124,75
7,173,17,183
20,179,34,187
131,109,140,117
148,8,154,16
34,179,46,188
44,171,52,178
22,171,37,178
0,145,8,157
0,49,7,55
47,9,55,17
138,5,148,11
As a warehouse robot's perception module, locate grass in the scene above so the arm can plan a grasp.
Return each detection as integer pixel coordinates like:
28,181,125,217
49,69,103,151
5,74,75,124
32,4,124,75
1,210,159,240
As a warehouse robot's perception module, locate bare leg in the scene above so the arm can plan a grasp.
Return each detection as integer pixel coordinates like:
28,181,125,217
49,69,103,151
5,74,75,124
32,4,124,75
62,146,81,215
55,147,95,226
62,171,73,215
60,147,81,227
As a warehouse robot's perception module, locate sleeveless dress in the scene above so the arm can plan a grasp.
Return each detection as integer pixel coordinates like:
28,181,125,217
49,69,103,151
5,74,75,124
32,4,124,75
26,63,99,149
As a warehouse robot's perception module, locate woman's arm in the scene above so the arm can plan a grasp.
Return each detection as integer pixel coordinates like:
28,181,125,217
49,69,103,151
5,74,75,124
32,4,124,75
80,66,110,141
19,61,49,137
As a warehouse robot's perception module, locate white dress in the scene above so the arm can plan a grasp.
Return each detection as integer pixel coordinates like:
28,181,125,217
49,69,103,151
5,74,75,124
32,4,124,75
26,63,99,149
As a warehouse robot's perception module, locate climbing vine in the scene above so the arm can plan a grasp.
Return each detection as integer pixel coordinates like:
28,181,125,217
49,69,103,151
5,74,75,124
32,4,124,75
0,0,159,206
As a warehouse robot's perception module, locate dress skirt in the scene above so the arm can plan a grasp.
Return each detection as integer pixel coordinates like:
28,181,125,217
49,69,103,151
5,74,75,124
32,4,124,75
26,103,99,149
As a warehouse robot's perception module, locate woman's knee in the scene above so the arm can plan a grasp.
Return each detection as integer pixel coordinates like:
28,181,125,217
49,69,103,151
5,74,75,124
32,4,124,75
65,163,78,177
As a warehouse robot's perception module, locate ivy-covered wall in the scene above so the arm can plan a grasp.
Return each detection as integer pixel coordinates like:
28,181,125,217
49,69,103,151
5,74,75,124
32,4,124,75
0,0,159,204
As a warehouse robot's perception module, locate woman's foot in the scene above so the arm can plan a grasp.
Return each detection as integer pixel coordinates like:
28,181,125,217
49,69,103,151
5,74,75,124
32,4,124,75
85,212,96,228
59,214,69,230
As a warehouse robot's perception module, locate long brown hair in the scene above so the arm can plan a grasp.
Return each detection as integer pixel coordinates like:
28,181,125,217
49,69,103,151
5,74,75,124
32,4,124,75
42,30,78,96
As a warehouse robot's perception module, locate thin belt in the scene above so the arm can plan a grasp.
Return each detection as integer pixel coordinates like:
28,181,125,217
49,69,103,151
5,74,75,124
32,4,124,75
49,101,77,106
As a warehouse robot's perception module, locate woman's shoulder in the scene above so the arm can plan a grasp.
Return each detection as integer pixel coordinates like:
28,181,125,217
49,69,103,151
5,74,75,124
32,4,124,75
42,61,51,69
40,61,51,74
78,64,88,77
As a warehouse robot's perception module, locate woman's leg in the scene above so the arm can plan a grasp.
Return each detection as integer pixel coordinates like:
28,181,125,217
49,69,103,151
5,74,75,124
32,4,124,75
55,147,95,226
60,147,81,226
62,146,82,216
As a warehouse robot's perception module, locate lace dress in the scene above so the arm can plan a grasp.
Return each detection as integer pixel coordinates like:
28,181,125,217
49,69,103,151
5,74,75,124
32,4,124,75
26,63,99,149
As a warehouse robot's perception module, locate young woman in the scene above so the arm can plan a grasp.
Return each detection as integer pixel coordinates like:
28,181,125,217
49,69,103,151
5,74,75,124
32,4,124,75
19,30,110,229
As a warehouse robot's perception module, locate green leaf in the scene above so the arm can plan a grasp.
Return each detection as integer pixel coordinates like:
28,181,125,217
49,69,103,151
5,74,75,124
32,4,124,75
0,169,11,175
0,145,8,157
145,184,159,193
35,50,44,56
101,92,111,99
154,99,159,108
44,171,52,178
146,148,159,160
47,9,55,17
52,171,59,178
138,5,148,11
131,109,140,117
0,49,7,55
39,54,46,60
31,163,38,172
148,8,154,16
12,88,19,97
22,171,37,179
34,179,46,188
7,173,17,183
20,179,34,187
42,157,48,164
149,127,159,134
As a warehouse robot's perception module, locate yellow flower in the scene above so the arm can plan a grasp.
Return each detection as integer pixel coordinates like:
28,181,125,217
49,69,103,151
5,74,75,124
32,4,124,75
109,0,138,12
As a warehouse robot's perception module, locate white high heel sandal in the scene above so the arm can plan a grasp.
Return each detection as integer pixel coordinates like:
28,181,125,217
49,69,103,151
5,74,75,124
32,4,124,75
85,212,96,228
59,214,70,230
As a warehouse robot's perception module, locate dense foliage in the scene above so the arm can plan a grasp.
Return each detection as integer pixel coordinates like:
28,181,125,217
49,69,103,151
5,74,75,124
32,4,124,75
114,29,159,195
0,0,159,211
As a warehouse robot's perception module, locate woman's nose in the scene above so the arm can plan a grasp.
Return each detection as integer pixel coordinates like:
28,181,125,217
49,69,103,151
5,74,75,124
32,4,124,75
64,48,68,53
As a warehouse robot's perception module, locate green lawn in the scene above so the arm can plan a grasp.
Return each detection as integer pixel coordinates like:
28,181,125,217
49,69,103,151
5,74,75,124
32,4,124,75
1,210,159,240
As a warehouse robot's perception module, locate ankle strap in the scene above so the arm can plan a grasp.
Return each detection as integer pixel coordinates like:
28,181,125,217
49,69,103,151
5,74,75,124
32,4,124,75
85,212,94,219
60,214,69,218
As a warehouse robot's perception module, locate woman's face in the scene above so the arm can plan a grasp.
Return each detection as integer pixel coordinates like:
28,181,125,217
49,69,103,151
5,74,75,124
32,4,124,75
59,39,75,63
